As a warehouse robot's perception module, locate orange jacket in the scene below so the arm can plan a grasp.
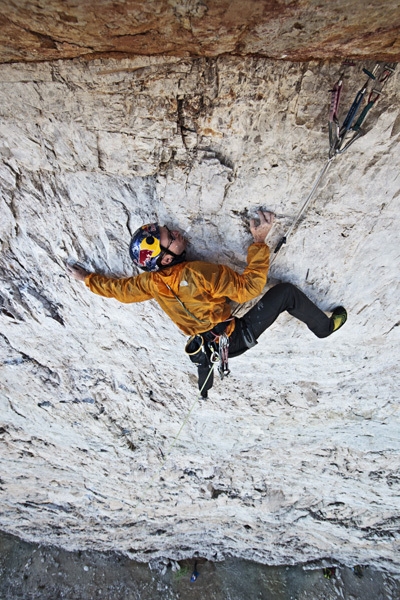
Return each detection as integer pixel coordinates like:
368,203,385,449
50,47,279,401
85,243,270,336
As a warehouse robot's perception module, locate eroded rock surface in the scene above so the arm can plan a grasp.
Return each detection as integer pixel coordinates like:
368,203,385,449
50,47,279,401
0,56,399,572
0,1,399,64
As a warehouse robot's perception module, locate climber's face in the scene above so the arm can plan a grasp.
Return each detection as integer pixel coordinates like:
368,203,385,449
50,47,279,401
159,226,187,265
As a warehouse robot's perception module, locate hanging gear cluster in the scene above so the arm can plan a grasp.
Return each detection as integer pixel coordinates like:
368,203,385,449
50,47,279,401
272,62,397,264
329,63,396,157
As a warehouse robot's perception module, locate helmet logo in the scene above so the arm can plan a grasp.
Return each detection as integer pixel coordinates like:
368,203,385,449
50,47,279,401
139,249,155,265
138,234,161,268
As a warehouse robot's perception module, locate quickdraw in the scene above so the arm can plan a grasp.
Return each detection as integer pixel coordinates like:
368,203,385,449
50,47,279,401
328,71,344,124
330,62,396,156
328,61,355,155
217,332,230,379
352,63,395,132
272,61,396,262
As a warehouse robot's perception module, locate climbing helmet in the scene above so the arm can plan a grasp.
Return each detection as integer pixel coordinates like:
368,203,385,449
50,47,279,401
129,222,185,272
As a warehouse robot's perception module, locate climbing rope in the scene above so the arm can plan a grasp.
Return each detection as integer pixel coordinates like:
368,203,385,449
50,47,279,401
271,156,335,266
86,354,219,509
146,356,218,488
271,61,396,264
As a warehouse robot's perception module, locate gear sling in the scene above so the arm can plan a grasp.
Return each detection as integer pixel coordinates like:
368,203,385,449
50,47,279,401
185,317,257,398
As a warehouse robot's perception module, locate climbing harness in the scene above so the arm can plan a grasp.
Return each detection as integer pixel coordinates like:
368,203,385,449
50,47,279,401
272,61,396,263
185,327,230,399
185,334,219,396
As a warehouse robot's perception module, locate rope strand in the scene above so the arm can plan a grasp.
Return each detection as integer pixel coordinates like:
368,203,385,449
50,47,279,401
146,360,218,488
271,156,335,266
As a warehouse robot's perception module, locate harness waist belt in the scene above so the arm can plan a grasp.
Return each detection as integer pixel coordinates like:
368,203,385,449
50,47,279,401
202,318,233,342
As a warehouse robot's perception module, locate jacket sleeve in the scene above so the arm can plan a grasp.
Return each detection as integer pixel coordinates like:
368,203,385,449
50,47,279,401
198,243,270,303
84,272,153,303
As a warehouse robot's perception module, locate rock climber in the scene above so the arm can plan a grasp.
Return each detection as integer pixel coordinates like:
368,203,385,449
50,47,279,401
67,211,347,397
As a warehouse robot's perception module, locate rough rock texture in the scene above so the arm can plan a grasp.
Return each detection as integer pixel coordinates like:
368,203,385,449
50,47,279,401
0,56,399,573
0,0,399,64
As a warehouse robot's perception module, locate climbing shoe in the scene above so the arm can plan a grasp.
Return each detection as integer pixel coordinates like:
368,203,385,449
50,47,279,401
331,306,347,332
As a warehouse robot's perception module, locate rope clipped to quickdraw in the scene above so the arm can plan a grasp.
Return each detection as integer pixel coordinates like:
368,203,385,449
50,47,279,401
329,62,396,157
272,61,396,263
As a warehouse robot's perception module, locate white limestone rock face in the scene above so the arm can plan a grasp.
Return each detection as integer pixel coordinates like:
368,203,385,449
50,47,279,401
0,57,399,572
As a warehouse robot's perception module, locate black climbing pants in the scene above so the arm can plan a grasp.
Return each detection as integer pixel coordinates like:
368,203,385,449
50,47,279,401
228,282,334,357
